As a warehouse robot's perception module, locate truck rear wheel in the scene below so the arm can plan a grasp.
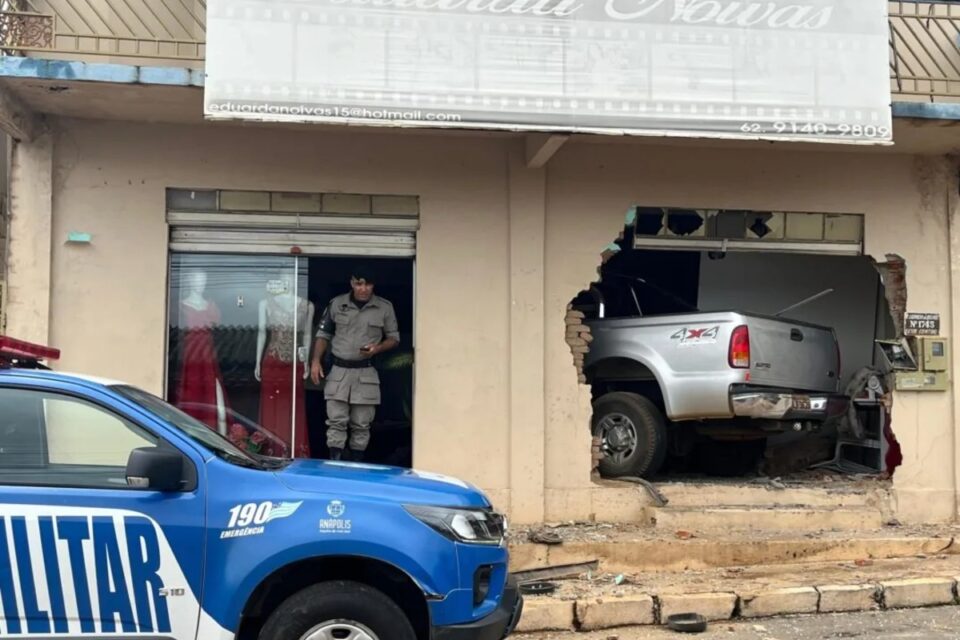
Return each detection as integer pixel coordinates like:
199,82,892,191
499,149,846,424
592,392,667,479
258,580,416,640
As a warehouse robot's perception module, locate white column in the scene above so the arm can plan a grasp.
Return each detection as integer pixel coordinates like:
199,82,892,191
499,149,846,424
5,131,54,344
508,141,547,523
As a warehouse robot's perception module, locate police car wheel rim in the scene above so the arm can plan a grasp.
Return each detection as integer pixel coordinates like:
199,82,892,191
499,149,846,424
301,620,379,640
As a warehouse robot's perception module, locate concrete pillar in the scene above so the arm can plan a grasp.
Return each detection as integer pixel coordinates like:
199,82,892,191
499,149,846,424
5,131,53,344
507,142,547,523
949,158,960,522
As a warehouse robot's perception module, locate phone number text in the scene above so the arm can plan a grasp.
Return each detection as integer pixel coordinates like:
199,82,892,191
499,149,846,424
739,122,890,138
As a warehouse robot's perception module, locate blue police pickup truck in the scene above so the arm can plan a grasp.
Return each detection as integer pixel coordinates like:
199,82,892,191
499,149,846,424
0,337,522,640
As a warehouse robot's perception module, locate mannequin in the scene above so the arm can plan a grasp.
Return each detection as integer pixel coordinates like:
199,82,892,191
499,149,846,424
174,269,228,434
255,271,315,458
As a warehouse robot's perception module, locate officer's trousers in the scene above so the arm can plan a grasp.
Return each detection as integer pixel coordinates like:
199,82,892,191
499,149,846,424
326,401,376,450
324,365,380,451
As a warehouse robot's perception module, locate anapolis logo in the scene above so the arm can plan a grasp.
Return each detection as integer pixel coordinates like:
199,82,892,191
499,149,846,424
319,500,352,535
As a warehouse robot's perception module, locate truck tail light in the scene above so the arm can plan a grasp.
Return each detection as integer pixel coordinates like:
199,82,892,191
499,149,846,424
729,325,750,369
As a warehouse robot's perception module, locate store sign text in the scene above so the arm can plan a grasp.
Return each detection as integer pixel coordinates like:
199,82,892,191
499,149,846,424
323,0,834,28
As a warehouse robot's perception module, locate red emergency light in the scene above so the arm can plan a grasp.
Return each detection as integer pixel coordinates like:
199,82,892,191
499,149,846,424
0,336,60,367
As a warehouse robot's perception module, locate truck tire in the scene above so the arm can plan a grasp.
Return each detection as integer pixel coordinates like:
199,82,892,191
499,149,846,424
258,580,416,640
592,392,667,478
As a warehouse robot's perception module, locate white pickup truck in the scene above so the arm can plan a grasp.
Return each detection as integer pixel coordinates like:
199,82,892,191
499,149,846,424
580,283,848,478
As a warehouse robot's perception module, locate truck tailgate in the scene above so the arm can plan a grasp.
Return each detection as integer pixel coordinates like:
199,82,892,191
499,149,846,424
746,316,840,393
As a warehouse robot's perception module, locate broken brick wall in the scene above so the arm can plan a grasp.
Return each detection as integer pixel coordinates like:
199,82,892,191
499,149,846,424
875,255,907,338
545,144,958,523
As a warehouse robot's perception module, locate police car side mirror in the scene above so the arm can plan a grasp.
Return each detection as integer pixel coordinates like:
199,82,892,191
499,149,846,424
126,447,184,492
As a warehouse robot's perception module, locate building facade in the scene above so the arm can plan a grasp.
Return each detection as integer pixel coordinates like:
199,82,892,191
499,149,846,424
2,1,960,524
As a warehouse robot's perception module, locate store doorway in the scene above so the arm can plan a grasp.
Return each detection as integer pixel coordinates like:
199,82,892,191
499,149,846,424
165,253,414,468
306,257,415,467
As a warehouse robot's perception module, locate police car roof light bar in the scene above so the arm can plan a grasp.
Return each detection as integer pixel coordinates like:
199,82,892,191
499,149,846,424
0,336,61,369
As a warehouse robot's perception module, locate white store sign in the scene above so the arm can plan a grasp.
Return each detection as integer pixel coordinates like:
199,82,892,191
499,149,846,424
204,0,893,144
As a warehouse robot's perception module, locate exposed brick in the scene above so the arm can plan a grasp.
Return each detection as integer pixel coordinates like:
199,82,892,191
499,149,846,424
875,256,906,337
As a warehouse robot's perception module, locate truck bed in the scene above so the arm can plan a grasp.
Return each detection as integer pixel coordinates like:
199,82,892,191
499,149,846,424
584,311,842,421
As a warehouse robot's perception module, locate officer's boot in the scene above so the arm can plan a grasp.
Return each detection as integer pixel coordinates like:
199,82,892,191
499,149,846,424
328,447,344,461
350,449,364,462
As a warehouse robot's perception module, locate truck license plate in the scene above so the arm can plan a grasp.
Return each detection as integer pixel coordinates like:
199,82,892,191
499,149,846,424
793,397,811,411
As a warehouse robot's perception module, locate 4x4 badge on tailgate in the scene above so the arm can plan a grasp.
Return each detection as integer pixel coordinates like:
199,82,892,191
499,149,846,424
671,326,720,345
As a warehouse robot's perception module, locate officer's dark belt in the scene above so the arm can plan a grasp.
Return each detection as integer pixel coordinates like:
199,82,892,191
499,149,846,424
333,357,373,369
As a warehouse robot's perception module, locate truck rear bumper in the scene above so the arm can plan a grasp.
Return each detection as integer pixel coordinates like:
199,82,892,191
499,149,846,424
731,389,848,421
432,575,523,640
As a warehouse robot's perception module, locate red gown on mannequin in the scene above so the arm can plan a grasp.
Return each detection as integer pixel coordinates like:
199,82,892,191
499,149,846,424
259,296,311,458
175,302,228,430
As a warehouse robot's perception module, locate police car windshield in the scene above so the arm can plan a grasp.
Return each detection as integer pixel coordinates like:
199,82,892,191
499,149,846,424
112,385,267,469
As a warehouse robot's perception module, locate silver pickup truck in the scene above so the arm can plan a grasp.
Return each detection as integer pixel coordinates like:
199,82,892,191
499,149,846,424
581,284,848,478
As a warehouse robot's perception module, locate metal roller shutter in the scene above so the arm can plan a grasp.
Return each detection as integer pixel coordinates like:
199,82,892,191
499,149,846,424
168,211,418,257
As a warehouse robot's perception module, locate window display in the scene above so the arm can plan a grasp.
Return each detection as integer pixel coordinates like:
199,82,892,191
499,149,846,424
172,269,229,433
168,255,305,457
255,271,314,458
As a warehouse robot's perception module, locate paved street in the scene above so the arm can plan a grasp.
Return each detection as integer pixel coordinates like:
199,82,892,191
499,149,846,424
516,606,960,639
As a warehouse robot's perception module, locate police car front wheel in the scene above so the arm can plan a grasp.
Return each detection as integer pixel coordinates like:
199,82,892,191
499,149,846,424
258,580,417,640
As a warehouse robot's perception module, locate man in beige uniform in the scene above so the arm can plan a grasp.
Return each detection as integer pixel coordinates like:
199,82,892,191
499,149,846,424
310,271,399,461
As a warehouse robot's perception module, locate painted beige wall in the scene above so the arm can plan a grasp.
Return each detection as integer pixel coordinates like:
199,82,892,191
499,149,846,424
6,117,957,523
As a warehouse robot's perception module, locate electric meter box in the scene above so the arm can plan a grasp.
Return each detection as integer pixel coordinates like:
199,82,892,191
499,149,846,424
888,336,950,392
920,337,949,372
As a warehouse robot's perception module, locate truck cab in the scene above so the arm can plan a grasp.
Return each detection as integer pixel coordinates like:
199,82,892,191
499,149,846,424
0,337,522,640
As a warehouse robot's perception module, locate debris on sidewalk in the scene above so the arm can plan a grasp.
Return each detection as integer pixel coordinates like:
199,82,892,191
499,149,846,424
514,560,600,584
615,476,670,506
529,528,564,545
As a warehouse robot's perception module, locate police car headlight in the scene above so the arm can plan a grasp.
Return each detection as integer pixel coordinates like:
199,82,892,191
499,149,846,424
405,505,505,545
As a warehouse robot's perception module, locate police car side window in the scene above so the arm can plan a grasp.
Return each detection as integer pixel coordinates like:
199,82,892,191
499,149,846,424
0,389,158,489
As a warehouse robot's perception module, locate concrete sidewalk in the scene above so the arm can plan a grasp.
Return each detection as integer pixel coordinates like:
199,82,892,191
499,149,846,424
514,606,960,639
515,555,960,633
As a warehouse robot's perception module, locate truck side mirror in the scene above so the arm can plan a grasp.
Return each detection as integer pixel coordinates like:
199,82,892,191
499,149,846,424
126,447,184,492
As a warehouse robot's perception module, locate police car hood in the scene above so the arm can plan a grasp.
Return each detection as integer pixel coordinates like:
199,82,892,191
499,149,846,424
276,459,490,508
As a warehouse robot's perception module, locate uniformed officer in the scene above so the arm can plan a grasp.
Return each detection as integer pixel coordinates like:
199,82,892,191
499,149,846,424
310,270,399,461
